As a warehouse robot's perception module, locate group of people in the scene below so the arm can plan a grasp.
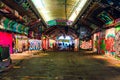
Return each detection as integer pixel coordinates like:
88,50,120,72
57,43,75,51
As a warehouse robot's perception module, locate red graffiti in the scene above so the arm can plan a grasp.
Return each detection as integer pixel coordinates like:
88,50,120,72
105,37,115,52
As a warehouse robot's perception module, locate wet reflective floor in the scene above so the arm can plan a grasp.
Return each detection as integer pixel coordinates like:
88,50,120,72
0,51,120,80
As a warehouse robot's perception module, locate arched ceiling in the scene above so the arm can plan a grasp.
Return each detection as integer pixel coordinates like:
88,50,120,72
43,26,78,39
30,0,90,26
0,0,120,40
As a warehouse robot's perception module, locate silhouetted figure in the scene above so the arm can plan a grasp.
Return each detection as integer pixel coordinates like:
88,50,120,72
68,44,71,51
42,48,46,53
72,43,74,51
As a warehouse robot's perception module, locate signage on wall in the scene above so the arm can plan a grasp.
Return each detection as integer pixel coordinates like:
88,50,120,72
47,19,67,26
0,17,29,35
47,19,74,26
56,19,66,26
47,20,56,26
97,11,114,25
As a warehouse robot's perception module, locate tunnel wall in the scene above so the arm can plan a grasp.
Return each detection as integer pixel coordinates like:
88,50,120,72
93,24,120,57
80,40,92,50
0,32,12,54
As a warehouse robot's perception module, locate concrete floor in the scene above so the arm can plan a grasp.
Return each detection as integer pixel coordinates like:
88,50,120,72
0,51,120,80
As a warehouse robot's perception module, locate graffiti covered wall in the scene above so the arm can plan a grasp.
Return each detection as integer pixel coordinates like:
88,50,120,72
115,26,120,56
29,39,42,50
93,33,97,52
80,40,92,49
99,31,106,54
93,33,100,53
105,28,115,56
93,32,106,54
0,32,12,54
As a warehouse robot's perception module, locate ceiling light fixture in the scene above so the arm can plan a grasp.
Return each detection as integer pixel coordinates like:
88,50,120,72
68,0,88,22
32,0,51,22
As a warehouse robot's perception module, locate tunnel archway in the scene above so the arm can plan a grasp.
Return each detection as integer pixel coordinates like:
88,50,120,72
43,26,78,51
43,26,78,38
56,35,75,51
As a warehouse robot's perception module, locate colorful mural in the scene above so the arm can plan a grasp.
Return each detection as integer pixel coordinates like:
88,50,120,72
93,34,97,52
105,28,115,56
93,32,106,54
29,39,42,50
80,40,92,49
115,26,120,56
99,32,106,54
14,35,28,53
93,19,120,57
93,33,99,53
0,17,29,35
0,32,12,54
93,26,120,57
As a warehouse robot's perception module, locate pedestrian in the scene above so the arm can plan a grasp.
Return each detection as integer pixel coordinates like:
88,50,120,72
42,48,46,53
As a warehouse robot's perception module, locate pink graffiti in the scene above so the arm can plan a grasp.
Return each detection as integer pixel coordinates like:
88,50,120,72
105,37,115,52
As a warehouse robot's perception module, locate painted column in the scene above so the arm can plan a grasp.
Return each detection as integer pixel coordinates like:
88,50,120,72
105,28,115,56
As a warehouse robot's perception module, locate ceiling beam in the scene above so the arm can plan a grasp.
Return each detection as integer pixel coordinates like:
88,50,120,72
27,0,47,28
72,0,92,26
